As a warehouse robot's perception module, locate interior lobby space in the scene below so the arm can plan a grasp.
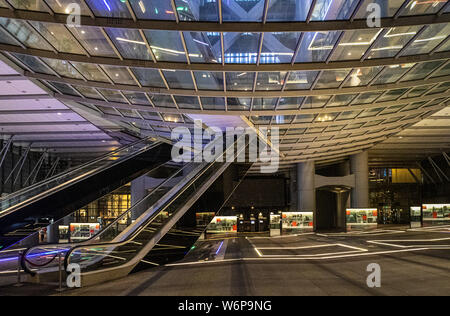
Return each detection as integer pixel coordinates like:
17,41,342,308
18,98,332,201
0,0,448,298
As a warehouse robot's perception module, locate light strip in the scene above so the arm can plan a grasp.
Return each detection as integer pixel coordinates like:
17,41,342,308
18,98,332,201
116,37,146,46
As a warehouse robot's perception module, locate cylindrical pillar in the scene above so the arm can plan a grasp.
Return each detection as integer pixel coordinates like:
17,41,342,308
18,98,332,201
350,151,369,208
297,161,316,211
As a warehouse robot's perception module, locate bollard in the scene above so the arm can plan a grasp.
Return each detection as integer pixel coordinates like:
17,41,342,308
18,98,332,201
13,251,23,287
56,251,64,292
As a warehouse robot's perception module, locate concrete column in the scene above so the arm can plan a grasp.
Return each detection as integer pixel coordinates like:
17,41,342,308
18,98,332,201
350,151,369,208
297,161,316,211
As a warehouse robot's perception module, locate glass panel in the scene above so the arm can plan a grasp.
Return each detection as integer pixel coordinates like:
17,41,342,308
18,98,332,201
49,82,77,95
401,23,450,56
256,72,288,91
226,72,255,91
131,0,176,20
273,115,295,124
401,60,445,82
316,113,339,122
7,0,48,11
227,98,251,111
175,0,219,21
315,69,351,89
74,86,102,99
0,27,17,45
426,82,450,95
430,62,450,78
123,91,151,105
337,111,362,121
85,0,132,18
302,96,331,109
403,0,447,16
372,64,415,85
29,22,84,54
223,32,260,64
69,26,116,57
194,71,224,90
267,0,313,21
41,58,84,79
132,68,166,88
296,31,342,63
46,0,92,15
403,86,431,98
201,97,225,110
71,62,109,82
353,92,383,104
278,97,304,110
0,18,52,50
183,32,221,63
380,104,405,115
358,107,384,118
331,29,382,61
261,32,301,64
377,88,408,102
311,0,359,20
328,94,356,107
344,67,384,87
367,26,423,59
354,0,406,19
162,70,194,89
285,71,319,90
252,98,278,110
144,30,187,63
152,95,176,108
106,28,152,60
251,116,272,125
11,53,53,74
222,0,264,22
98,88,127,103
174,96,200,109
101,65,136,85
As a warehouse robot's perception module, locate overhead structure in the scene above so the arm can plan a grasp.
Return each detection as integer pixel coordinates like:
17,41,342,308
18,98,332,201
0,0,448,169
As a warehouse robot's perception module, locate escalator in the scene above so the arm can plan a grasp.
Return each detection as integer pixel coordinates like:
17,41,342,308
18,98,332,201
19,135,253,287
0,137,172,250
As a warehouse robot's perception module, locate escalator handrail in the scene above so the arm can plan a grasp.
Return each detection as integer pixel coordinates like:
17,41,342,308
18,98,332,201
1,137,156,202
0,139,162,218
62,134,249,273
63,158,222,271
20,159,198,273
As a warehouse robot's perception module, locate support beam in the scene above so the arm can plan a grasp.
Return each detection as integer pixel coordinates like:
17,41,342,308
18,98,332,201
4,145,30,185
0,43,448,72
443,152,450,167
0,136,13,170
24,151,47,186
428,157,449,182
416,162,436,185
0,8,448,32
45,157,60,179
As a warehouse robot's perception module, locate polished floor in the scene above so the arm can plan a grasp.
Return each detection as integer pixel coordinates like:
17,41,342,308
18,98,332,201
1,226,449,296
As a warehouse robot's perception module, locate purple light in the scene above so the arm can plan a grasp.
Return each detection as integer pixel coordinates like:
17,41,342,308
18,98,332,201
103,0,111,11
215,241,224,255
0,249,68,264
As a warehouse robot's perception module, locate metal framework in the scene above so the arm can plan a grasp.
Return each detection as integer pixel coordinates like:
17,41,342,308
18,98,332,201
0,0,449,167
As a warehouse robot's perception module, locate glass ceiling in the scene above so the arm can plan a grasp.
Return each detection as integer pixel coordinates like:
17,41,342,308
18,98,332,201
0,0,449,164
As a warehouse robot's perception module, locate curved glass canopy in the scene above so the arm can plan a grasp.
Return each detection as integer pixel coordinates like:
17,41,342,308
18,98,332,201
0,0,449,169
